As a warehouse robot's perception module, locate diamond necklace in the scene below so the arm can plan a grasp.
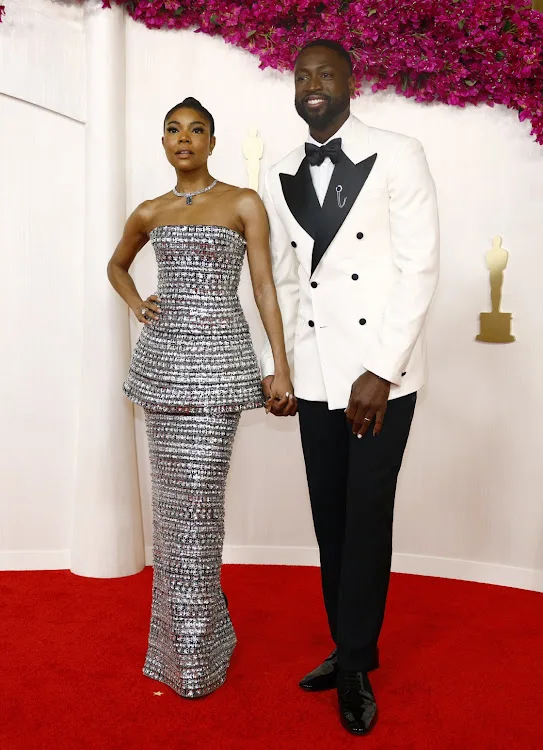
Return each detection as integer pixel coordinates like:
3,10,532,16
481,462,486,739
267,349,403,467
172,179,218,205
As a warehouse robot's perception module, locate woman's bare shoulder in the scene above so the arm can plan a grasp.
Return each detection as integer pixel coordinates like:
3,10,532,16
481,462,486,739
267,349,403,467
131,192,173,228
220,184,263,210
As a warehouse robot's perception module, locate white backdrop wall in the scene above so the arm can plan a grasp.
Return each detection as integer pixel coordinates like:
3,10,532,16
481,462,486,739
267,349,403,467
0,0,85,569
2,1,543,590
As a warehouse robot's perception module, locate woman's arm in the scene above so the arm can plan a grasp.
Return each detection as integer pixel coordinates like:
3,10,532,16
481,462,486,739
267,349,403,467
106,204,161,324
238,189,296,414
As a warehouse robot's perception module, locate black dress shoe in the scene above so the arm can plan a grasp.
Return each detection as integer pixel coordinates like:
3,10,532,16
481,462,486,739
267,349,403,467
337,670,377,735
299,649,338,691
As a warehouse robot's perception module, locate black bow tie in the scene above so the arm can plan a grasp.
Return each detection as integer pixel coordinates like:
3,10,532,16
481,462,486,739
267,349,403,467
305,138,342,167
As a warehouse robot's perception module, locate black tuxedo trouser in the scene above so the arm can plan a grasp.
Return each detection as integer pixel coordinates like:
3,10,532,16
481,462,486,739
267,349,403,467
297,393,416,673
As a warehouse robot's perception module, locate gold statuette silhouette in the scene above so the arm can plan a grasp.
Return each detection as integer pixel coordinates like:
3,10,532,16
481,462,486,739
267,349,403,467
476,236,515,343
243,127,264,191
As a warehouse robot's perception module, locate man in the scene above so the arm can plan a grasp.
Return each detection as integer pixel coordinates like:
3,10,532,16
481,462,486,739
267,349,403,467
261,40,439,735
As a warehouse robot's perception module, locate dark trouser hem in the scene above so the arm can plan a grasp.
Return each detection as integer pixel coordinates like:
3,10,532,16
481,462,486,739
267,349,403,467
337,647,380,673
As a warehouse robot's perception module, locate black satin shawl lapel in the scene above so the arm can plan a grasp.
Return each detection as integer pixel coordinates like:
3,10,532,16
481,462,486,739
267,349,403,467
279,158,320,240
311,152,377,275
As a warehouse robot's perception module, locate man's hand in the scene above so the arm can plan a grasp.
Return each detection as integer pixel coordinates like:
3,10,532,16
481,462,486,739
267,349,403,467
346,372,391,437
262,375,297,417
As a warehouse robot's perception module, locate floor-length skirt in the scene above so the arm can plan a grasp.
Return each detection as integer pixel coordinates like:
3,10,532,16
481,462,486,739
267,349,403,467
143,410,241,698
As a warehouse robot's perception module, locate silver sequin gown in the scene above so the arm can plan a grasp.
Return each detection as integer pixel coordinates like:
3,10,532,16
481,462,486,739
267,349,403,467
123,224,264,698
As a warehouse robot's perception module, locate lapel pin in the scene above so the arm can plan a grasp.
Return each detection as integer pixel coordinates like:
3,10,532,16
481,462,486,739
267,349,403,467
336,185,347,208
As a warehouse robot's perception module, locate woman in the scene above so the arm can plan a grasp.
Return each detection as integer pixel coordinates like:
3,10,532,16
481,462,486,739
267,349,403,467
107,98,296,699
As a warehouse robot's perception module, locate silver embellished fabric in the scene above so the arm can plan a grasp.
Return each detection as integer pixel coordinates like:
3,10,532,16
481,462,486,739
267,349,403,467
143,410,240,698
123,224,264,413
123,225,265,696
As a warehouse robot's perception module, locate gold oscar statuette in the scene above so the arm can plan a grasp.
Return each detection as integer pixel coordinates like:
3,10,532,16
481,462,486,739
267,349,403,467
243,127,264,191
476,235,515,343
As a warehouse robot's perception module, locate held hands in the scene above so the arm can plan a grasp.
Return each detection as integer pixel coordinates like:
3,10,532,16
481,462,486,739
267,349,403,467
132,295,161,324
345,371,391,438
262,374,297,417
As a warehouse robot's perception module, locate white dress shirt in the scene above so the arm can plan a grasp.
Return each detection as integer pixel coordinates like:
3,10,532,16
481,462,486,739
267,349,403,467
306,115,354,205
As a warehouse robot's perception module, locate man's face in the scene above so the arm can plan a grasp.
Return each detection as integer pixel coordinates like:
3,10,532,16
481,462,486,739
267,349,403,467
294,46,354,131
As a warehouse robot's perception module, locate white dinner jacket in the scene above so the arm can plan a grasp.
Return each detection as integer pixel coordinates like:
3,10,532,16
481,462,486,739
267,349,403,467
261,115,439,410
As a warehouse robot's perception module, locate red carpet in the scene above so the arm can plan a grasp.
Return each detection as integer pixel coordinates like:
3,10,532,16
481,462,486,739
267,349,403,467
1,566,542,749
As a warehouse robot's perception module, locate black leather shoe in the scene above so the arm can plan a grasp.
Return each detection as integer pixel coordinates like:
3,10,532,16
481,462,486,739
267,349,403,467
299,649,338,691
337,670,377,735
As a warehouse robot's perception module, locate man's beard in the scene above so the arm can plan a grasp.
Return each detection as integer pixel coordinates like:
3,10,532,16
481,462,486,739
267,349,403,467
295,92,350,130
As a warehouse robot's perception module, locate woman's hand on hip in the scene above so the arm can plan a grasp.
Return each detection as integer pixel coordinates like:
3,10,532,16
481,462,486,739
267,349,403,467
132,295,161,324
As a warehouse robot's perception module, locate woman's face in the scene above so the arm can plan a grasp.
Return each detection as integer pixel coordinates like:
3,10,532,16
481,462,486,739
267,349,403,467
162,107,215,172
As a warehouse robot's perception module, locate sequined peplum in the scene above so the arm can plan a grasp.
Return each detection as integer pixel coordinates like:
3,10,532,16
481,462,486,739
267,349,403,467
123,224,264,413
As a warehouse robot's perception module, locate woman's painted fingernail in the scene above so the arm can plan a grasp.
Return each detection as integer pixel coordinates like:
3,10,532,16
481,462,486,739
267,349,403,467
357,434,363,439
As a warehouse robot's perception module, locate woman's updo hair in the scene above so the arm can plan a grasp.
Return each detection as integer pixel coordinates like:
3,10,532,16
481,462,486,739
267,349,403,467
163,97,215,136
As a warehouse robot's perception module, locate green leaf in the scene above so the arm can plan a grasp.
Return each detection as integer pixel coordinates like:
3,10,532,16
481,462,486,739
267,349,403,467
368,8,377,16
458,19,466,30
465,79,476,86
210,14,219,25
495,50,505,61
174,7,183,16
246,30,256,38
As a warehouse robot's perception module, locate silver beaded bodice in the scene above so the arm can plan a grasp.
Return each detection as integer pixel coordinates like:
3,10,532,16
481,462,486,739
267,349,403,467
123,224,264,412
